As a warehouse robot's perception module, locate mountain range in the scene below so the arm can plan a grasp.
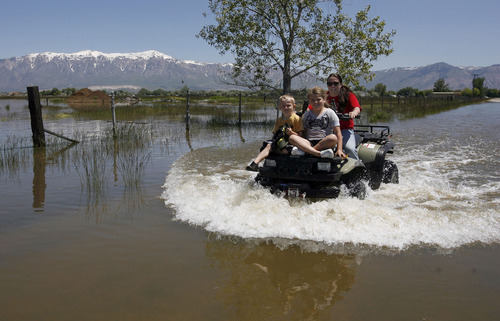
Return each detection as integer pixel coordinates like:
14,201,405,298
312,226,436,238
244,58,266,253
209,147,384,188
0,50,498,92
365,63,500,91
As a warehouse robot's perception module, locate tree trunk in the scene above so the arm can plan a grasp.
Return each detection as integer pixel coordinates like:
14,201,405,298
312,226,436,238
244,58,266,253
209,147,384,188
282,67,292,95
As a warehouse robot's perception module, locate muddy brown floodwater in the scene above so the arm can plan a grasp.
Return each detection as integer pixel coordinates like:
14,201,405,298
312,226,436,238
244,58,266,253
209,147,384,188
0,99,499,321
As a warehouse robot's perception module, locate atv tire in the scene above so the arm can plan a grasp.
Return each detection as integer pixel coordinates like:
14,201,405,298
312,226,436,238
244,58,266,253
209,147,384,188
382,160,399,184
348,180,367,200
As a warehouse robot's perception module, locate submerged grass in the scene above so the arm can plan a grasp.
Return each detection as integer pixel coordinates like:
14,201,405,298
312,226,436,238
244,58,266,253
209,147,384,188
116,150,152,187
73,122,154,191
70,122,156,220
73,144,110,197
0,136,33,180
110,123,153,187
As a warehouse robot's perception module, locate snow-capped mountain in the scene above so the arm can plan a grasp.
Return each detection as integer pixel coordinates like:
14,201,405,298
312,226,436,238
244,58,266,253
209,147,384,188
0,50,498,92
24,50,177,62
0,50,234,92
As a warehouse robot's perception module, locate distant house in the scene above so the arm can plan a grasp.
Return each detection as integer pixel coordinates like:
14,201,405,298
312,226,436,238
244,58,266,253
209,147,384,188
8,91,25,97
431,92,461,100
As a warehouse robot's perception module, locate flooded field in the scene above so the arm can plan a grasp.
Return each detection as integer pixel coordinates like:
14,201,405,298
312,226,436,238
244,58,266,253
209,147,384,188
0,98,499,320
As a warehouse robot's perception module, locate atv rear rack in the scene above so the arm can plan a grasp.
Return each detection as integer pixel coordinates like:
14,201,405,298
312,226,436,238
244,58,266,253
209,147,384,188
355,125,391,144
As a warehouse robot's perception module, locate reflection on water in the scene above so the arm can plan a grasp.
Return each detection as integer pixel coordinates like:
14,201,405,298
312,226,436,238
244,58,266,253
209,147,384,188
32,148,46,210
206,236,356,320
185,121,193,151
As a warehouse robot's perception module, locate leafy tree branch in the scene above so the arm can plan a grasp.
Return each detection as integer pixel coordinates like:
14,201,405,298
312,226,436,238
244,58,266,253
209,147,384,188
198,0,396,94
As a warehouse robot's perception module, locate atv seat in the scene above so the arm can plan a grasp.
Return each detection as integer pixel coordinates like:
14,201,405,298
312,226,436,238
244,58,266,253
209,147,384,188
355,133,363,148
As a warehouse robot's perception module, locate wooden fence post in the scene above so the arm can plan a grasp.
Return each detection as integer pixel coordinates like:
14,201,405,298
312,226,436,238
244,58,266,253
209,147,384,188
32,148,46,209
238,92,242,125
185,89,190,122
110,91,116,137
27,86,46,147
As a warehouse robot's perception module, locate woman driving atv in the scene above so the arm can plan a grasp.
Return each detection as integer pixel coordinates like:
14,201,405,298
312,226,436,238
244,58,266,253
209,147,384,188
326,73,362,159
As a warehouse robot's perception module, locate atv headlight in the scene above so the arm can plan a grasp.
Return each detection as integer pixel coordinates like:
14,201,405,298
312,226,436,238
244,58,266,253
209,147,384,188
265,159,277,167
317,162,331,171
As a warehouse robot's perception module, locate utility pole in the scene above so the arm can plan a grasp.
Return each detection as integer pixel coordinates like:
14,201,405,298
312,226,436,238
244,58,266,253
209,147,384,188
472,74,479,94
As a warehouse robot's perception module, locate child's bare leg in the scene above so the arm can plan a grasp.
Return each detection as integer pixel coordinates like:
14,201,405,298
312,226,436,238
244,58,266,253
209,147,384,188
254,143,271,164
312,134,337,151
288,135,321,157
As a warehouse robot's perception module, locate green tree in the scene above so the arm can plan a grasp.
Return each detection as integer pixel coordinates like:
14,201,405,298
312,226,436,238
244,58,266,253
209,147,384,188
198,0,395,94
138,88,151,96
152,89,168,96
461,88,473,97
486,88,499,97
397,87,418,97
180,85,190,95
472,76,485,96
472,77,484,91
62,87,76,96
50,88,61,96
421,89,433,97
374,83,387,96
433,78,450,92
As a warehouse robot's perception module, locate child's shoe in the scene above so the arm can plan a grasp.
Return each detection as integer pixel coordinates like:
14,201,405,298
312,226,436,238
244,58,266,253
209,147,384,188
291,147,305,156
246,161,259,172
320,149,334,158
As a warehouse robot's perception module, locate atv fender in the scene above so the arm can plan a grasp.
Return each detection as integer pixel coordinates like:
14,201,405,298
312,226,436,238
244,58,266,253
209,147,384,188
357,143,388,171
339,158,365,175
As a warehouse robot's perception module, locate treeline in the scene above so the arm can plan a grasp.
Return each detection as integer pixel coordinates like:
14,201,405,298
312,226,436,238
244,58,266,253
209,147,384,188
365,77,499,98
40,87,77,96
20,76,500,99
135,86,311,100
136,86,277,98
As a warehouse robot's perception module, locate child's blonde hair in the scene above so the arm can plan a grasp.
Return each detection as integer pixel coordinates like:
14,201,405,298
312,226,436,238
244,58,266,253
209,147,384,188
278,94,295,106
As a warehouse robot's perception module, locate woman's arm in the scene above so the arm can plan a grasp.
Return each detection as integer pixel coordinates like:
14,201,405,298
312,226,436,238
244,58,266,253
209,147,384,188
349,106,361,119
333,126,345,158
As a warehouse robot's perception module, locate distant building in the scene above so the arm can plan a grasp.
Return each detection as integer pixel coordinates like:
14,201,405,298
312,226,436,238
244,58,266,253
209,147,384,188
431,92,461,100
7,92,25,97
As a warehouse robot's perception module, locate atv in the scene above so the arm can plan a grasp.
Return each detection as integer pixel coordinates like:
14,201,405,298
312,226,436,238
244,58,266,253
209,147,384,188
254,114,399,199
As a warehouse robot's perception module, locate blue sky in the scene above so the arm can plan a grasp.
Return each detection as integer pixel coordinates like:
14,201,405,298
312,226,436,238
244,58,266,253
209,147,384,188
1,0,498,70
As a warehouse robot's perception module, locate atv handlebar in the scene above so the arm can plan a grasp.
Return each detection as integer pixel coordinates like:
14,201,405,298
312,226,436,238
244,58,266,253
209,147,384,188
336,113,360,121
296,111,361,120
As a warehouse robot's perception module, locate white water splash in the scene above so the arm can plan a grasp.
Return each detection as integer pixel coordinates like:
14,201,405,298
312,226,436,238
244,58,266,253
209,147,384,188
161,144,500,251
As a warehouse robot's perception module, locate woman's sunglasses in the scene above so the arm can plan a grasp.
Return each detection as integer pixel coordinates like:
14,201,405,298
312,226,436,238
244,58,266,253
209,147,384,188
327,81,340,86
